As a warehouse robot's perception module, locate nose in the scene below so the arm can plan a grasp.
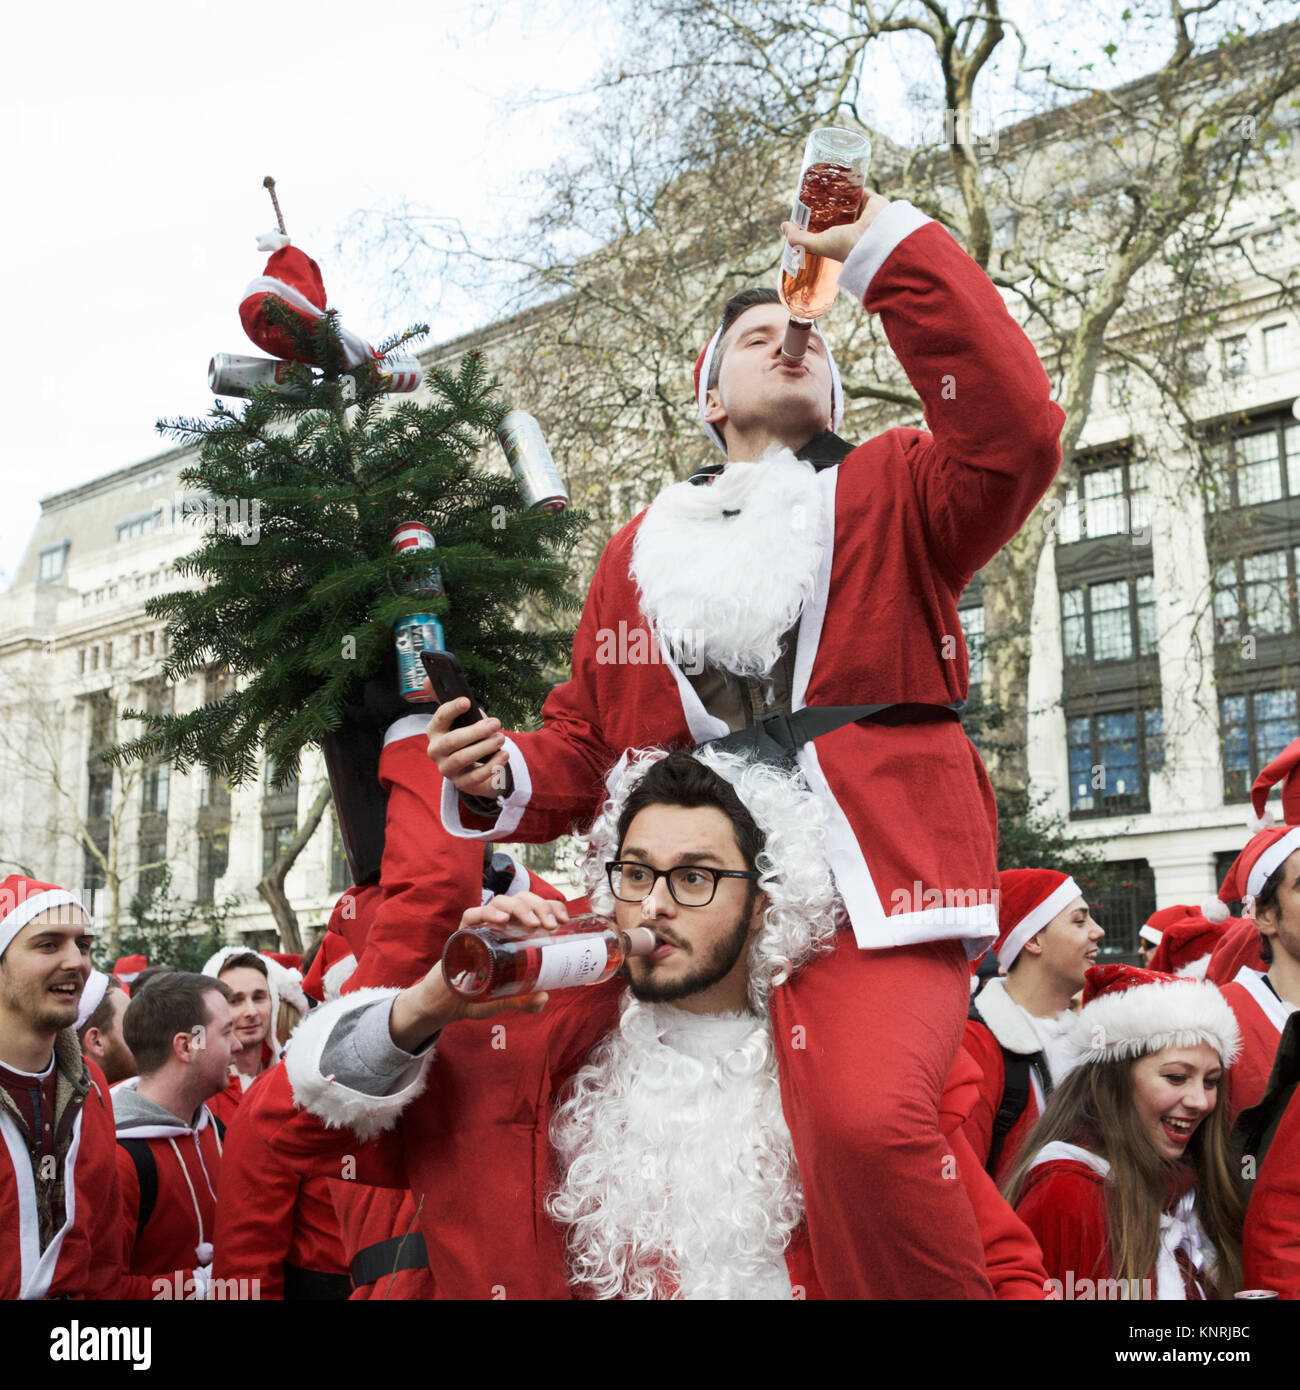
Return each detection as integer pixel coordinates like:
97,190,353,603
1184,1078,1215,1114
640,877,677,920
1088,917,1104,941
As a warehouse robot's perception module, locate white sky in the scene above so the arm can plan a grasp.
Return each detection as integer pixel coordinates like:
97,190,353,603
1,0,1285,587
0,0,608,586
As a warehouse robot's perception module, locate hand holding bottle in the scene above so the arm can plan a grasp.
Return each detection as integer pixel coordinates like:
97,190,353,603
780,189,891,267
387,892,567,1051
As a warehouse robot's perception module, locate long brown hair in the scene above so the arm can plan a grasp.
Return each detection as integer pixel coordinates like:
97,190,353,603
1003,1057,1245,1297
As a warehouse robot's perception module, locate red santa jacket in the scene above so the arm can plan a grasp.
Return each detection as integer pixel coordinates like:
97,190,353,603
268,980,1046,1300
1015,1145,1215,1300
1220,969,1297,1119
1242,1060,1300,1297
0,1046,121,1300
438,213,1064,957
346,727,570,993
113,1079,224,1300
328,1183,435,1300
212,1064,348,1299
962,978,1057,1185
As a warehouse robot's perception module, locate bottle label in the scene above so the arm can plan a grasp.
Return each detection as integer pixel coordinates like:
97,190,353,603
790,198,812,230
781,240,805,275
532,934,608,991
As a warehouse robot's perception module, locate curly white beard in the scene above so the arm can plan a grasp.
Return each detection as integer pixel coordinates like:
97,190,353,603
546,996,803,1300
630,448,825,678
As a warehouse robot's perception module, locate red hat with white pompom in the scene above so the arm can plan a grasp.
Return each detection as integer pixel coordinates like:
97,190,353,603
1060,962,1241,1073
993,868,1083,969
1148,911,1230,979
1138,903,1197,949
1202,824,1300,924
1249,736,1300,830
693,318,845,454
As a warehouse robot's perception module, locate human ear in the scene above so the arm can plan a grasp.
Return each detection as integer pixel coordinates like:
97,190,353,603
703,386,728,426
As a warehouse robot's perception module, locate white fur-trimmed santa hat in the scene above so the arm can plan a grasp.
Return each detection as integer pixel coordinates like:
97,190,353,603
693,317,845,454
200,946,309,1054
1060,963,1241,1074
1202,824,1300,924
1248,735,1300,831
582,745,844,1011
993,868,1082,968
0,874,91,961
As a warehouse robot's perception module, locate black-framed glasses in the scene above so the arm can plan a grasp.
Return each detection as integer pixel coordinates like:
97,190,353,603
605,860,760,908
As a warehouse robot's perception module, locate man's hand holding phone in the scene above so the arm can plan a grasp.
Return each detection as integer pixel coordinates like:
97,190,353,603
425,688,512,800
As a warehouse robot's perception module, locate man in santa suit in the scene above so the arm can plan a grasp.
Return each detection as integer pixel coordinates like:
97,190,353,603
964,869,1102,1183
427,190,1064,1297
1206,828,1300,1120
262,748,1047,1299
1241,1011,1300,1297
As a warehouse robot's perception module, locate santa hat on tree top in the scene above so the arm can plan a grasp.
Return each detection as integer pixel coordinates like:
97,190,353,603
1202,823,1300,924
992,868,1083,969
1148,910,1230,980
693,319,845,454
1249,736,1300,831
0,875,91,961
1060,963,1241,1074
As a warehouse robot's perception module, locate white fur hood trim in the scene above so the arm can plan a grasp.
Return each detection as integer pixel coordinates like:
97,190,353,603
971,978,1042,1055
283,988,431,1142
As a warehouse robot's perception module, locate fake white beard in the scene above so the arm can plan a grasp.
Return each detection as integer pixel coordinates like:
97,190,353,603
546,997,803,1300
630,448,825,678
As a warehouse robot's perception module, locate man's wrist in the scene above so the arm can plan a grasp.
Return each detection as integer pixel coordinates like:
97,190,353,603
388,972,456,1052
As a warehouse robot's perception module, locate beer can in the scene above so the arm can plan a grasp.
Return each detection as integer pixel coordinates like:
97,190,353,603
1234,1289,1279,1299
376,356,423,394
496,411,568,512
209,353,312,399
393,615,445,703
391,521,445,598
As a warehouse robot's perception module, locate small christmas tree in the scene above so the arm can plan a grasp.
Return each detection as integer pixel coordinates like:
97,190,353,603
108,284,583,790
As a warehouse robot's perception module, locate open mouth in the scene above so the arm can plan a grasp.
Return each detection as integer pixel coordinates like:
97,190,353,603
649,932,683,961
49,982,81,999
1161,1116,1197,1144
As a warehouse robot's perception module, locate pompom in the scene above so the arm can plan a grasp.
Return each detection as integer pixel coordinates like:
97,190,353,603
255,229,291,252
194,1242,213,1266
1246,808,1276,833
1201,895,1230,924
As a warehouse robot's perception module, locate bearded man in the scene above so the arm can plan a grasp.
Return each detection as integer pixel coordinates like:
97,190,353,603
258,749,1046,1299
427,191,1065,1295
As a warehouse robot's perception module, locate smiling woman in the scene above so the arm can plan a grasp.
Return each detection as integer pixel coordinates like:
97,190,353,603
1004,964,1246,1300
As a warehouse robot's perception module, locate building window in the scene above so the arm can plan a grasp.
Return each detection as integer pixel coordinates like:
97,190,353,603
1221,688,1300,803
1067,707,1164,817
116,509,163,543
958,605,984,686
1213,548,1297,642
141,763,170,815
87,769,113,820
263,823,296,876
1090,860,1157,959
1056,458,1150,545
1210,420,1300,508
38,542,69,583
1107,367,1131,407
84,849,106,893
1262,323,1291,372
1060,575,1157,665
197,832,229,905
1221,335,1250,379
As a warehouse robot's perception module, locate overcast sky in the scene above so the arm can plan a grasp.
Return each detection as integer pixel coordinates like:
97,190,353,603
0,0,609,585
2,1,1285,587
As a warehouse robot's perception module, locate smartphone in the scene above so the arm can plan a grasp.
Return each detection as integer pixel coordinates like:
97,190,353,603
420,650,490,733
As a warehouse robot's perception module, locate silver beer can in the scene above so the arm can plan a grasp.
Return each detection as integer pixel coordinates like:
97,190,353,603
209,353,311,399
496,411,568,512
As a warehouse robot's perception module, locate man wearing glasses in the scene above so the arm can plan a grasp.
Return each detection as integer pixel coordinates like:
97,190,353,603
261,748,1046,1299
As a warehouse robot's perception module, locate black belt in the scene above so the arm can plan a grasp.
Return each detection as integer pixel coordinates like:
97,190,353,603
283,1262,353,1301
700,701,964,766
349,1233,430,1289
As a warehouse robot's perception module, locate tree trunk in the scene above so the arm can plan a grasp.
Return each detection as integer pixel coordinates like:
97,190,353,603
256,783,332,953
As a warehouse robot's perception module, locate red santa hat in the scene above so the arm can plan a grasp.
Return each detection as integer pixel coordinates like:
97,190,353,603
301,931,357,1005
74,970,113,1031
1137,904,1197,949
200,946,309,1053
1147,911,1229,980
0,875,91,961
112,953,148,987
693,319,845,454
993,868,1083,969
240,236,375,371
1061,963,1241,1072
1249,736,1300,830
1202,824,1300,924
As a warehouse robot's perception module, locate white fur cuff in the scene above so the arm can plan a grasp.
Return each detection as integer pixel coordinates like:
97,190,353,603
438,738,532,841
283,988,432,1142
836,201,933,303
